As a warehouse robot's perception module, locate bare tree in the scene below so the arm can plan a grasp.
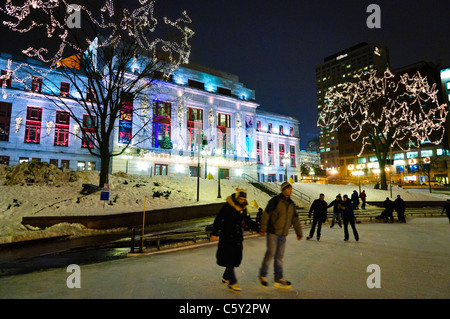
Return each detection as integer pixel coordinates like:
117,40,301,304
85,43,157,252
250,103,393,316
1,0,194,186
318,69,448,190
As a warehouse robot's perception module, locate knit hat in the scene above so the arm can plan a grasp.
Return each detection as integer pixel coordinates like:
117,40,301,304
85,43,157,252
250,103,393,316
281,182,292,192
236,188,247,199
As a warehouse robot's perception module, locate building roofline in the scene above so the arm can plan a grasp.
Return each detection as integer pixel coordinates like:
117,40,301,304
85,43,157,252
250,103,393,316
256,109,300,123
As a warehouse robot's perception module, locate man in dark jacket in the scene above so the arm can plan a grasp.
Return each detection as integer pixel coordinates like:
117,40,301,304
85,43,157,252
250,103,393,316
258,182,302,289
382,197,394,223
211,189,259,291
351,191,360,210
442,199,450,223
394,195,406,223
340,194,359,241
327,194,342,228
307,193,328,240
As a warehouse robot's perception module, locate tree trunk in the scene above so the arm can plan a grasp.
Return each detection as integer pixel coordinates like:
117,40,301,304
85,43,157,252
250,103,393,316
99,152,110,188
379,163,388,190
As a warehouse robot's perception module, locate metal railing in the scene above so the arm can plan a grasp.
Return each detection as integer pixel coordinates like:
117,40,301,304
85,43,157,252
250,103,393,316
242,173,311,204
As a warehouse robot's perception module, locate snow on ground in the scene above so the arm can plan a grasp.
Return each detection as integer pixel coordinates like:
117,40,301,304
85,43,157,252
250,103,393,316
0,162,448,245
291,181,448,203
0,163,271,244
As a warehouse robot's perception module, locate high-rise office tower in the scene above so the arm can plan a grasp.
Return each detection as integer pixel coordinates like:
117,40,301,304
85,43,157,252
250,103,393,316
316,42,390,169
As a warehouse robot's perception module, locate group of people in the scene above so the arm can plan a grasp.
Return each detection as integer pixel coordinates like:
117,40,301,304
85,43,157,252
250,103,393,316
210,180,450,293
307,193,359,242
210,182,302,292
377,195,406,223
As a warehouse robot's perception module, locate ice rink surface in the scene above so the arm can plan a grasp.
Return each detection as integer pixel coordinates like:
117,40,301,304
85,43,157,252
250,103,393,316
1,217,449,299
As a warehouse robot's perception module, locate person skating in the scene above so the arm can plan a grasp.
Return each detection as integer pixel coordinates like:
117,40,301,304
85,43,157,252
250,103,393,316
340,194,359,242
359,190,367,209
382,197,394,223
327,194,343,228
442,199,450,223
307,193,328,240
211,189,259,292
351,190,360,210
258,182,302,289
394,195,406,223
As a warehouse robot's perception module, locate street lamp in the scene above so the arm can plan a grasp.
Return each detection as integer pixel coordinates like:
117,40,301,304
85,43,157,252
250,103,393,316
352,170,364,193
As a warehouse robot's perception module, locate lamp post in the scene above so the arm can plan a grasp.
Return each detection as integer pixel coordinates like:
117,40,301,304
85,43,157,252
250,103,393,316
352,170,364,193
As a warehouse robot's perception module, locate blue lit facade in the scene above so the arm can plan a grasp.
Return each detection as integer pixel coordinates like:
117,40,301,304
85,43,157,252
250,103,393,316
111,63,302,182
0,53,301,181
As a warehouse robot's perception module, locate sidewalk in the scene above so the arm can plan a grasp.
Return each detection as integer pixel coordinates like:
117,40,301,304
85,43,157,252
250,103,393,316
0,217,449,299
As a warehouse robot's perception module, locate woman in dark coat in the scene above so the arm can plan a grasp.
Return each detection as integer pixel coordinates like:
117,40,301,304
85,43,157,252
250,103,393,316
210,189,259,291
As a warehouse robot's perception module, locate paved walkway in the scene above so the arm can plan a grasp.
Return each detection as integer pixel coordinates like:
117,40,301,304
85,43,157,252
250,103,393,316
0,217,449,299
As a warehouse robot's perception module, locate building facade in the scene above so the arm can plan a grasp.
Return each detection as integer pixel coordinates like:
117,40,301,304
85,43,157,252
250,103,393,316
0,52,100,170
0,53,301,182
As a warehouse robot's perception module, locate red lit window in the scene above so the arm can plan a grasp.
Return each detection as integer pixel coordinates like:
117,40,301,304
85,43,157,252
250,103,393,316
268,123,272,133
290,127,294,137
187,107,203,150
279,144,285,165
268,142,274,165
290,145,296,167
152,100,171,148
217,113,231,151
0,70,11,88
154,164,168,176
31,76,42,93
81,114,96,148
256,140,263,164
60,82,70,97
54,111,70,146
0,102,12,142
279,125,284,135
24,106,42,144
256,121,261,131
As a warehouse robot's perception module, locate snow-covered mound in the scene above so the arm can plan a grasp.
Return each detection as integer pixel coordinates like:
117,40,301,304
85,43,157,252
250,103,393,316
0,163,271,244
0,162,447,244
291,182,448,203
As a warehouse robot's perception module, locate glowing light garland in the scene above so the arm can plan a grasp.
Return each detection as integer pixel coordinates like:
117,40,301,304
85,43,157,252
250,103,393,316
1,0,193,71
318,69,448,156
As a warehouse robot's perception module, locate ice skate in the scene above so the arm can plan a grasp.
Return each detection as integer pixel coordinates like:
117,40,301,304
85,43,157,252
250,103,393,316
274,279,291,289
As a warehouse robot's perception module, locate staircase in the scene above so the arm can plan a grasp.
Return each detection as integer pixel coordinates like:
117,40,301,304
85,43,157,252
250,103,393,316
242,174,311,209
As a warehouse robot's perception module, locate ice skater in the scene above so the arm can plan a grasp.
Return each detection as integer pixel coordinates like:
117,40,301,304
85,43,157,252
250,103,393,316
394,195,406,223
307,193,328,240
340,194,359,241
442,199,450,223
210,189,259,291
327,194,343,228
258,182,303,288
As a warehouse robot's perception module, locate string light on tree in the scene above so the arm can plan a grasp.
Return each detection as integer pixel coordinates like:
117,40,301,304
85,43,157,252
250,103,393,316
318,69,448,190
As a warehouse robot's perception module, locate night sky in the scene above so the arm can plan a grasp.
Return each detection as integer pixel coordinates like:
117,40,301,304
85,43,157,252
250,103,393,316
1,0,450,147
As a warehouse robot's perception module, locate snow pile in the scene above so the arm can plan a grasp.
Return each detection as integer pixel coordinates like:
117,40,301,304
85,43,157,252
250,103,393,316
0,163,271,244
291,182,448,203
0,162,448,245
